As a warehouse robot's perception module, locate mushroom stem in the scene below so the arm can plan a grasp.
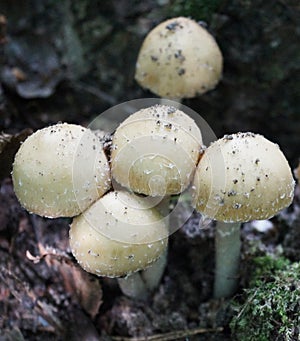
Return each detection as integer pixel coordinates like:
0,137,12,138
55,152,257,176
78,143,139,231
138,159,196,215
214,221,241,298
141,247,168,291
160,98,182,104
117,273,149,300
117,249,168,300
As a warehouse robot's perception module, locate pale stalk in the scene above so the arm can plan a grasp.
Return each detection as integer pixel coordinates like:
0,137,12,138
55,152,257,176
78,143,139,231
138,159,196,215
214,221,241,298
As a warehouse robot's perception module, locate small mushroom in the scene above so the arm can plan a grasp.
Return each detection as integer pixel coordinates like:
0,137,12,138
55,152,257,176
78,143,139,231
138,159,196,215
69,190,168,299
12,123,111,218
111,104,203,196
192,132,295,298
135,17,223,100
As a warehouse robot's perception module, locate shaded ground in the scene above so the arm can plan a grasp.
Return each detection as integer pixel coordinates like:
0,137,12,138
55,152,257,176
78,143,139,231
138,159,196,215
1,176,300,340
0,1,300,340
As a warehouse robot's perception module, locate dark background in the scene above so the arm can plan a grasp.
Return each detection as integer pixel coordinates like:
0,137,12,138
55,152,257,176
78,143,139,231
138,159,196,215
1,0,299,165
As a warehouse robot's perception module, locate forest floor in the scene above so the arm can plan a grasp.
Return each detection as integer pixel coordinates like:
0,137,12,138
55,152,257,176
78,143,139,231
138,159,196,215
0,165,299,340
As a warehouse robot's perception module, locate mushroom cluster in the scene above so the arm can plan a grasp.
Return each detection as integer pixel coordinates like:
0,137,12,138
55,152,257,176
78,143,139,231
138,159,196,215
12,103,203,299
11,16,295,302
12,110,295,301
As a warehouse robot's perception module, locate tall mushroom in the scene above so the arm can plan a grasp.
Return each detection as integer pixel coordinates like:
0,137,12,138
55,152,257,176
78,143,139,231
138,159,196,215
192,132,295,298
12,123,111,218
69,190,168,299
135,17,223,101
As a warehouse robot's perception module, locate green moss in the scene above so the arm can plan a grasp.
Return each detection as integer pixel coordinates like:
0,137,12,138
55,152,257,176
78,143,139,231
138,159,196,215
230,256,300,340
168,0,222,21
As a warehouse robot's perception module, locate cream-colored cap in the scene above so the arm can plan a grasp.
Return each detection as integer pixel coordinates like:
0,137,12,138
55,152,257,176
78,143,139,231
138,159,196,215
12,123,111,218
192,132,295,222
135,17,223,99
69,190,168,277
111,104,202,196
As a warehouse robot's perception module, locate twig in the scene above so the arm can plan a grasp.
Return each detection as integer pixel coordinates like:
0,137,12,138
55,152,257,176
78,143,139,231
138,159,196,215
111,326,224,341
235,289,258,320
26,248,72,265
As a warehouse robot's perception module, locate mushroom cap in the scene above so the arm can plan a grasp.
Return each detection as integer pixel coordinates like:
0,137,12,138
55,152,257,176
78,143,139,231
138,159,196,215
111,104,203,196
69,190,168,277
192,132,295,222
12,123,111,218
135,17,223,99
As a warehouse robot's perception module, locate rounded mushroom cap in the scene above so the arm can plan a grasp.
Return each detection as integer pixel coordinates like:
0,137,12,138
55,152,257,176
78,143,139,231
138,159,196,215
111,104,203,196
12,123,111,218
135,17,223,99
192,132,295,222
69,190,168,277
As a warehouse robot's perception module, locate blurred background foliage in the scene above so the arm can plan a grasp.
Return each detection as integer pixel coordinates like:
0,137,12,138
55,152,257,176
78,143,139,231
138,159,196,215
0,0,299,165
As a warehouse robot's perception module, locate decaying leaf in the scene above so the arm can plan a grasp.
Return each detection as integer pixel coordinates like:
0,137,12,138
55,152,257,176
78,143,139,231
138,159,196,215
59,261,103,319
28,244,103,319
0,129,32,181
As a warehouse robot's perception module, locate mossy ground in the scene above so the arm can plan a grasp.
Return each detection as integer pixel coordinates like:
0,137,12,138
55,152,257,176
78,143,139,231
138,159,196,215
230,255,300,340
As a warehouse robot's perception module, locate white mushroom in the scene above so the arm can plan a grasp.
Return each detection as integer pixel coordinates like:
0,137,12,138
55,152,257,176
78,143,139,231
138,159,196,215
69,190,168,299
135,17,223,100
111,104,203,196
192,132,295,298
12,123,111,218
193,132,294,222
